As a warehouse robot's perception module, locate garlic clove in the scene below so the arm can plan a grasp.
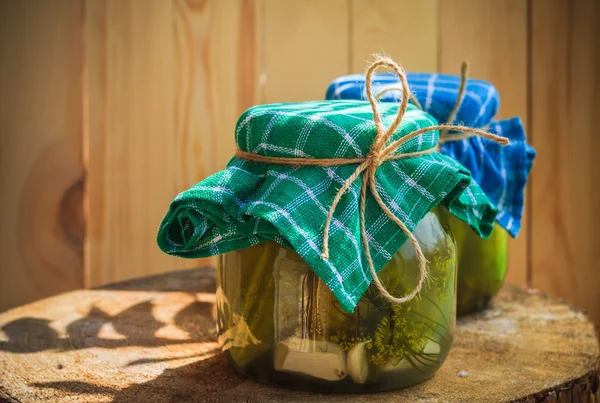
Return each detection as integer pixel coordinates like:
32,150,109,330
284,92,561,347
346,342,370,384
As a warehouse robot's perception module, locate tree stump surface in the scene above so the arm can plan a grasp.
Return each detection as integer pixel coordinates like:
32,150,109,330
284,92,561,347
0,267,598,403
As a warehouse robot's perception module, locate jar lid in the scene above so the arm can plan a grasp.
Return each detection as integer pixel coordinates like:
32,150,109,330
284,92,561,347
326,72,535,237
157,98,497,312
326,72,500,128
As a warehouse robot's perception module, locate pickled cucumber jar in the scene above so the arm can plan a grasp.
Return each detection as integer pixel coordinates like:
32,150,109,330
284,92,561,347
216,207,456,392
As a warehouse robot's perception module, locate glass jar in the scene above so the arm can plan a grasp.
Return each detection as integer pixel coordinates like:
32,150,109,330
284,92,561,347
441,211,509,316
215,207,457,392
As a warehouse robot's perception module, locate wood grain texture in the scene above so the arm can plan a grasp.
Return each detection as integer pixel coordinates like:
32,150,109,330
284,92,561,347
85,0,260,287
0,1,84,311
439,0,529,287
530,0,600,325
351,0,439,72
0,269,598,403
261,0,350,103
172,0,260,187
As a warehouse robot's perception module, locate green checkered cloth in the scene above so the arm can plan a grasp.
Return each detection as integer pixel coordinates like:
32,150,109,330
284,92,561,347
157,100,497,312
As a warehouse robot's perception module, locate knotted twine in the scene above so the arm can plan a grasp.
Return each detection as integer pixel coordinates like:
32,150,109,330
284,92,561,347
235,56,509,305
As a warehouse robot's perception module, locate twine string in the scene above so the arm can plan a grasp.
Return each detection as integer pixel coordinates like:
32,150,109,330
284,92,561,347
234,56,509,305
440,61,470,139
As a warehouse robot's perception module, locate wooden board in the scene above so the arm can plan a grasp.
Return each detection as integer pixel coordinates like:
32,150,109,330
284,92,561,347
261,0,350,103
351,0,439,73
439,0,530,287
0,269,598,403
84,0,260,287
530,0,600,325
0,0,84,311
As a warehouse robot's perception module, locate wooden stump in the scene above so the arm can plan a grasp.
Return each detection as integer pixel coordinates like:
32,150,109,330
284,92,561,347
0,268,598,403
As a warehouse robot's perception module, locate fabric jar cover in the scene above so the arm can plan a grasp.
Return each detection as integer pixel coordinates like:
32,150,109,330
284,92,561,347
157,100,497,312
326,73,536,237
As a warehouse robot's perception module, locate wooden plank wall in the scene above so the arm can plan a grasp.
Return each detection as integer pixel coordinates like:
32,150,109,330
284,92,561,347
350,0,439,72
530,0,600,324
0,1,84,310
262,0,349,103
1,0,598,324
84,0,263,287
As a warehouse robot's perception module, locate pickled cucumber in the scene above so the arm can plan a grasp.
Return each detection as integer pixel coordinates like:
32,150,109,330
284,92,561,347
216,241,279,366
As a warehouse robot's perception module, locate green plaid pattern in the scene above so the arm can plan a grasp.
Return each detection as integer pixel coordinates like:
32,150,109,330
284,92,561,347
157,100,497,312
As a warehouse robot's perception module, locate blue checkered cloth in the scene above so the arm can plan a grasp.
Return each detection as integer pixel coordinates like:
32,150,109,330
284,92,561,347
326,73,536,237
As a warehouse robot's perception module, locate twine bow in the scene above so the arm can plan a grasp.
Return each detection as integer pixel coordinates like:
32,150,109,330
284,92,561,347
235,56,509,305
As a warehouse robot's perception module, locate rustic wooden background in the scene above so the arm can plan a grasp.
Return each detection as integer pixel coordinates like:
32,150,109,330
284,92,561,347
1,0,598,323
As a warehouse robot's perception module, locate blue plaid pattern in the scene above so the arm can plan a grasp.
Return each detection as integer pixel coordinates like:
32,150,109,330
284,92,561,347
326,73,536,237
